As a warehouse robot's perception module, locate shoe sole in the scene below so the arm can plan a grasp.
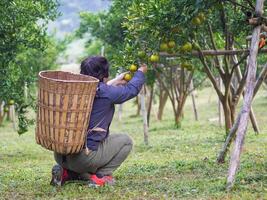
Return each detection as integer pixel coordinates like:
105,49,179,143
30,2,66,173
50,165,63,186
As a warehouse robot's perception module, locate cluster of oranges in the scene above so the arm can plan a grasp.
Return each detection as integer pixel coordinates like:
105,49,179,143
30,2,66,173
124,39,194,81
191,12,206,26
123,13,206,81
3,100,15,113
123,64,138,81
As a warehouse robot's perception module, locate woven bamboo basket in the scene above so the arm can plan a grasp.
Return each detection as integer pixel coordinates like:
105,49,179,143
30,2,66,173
35,71,99,154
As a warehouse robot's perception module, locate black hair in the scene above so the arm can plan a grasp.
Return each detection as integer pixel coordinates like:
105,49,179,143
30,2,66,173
80,56,109,81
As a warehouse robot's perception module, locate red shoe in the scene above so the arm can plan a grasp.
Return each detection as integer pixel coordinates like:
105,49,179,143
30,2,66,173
89,174,115,187
50,164,79,186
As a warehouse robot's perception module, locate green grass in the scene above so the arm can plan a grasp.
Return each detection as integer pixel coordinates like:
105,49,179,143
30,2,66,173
0,87,266,200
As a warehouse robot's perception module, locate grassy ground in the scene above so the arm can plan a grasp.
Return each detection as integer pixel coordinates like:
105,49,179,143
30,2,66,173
0,86,266,200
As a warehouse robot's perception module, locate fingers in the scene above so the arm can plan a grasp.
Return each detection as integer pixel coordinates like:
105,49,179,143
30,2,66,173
117,72,128,80
138,63,148,73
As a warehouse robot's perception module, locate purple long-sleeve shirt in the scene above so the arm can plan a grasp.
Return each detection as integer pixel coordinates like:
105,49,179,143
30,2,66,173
86,71,145,151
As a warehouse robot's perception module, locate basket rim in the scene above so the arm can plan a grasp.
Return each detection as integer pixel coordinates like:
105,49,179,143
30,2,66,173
39,70,100,83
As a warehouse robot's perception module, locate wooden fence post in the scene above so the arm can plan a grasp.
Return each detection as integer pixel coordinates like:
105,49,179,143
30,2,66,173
232,53,260,133
226,0,264,190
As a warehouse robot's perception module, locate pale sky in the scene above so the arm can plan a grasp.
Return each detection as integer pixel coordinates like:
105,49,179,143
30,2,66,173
48,0,111,38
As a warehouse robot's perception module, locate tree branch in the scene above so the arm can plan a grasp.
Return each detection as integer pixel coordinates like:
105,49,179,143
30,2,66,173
233,71,247,104
171,66,180,105
254,62,267,96
156,70,175,108
184,71,194,95
199,51,224,101
207,23,226,80
229,53,249,78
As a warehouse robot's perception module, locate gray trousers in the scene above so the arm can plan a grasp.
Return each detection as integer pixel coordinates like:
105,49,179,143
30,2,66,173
54,134,133,176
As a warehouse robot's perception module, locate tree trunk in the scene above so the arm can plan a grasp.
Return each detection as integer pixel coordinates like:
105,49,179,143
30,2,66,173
216,96,238,163
229,99,236,126
174,110,183,128
140,87,149,145
218,77,224,127
157,90,168,121
147,84,154,127
222,101,233,133
6,105,10,121
10,105,17,131
0,101,3,125
0,115,3,125
190,80,198,121
118,104,123,121
227,0,264,189
24,82,28,103
174,95,187,128
136,96,141,116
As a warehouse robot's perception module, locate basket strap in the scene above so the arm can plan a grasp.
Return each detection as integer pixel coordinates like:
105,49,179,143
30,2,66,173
84,117,107,155
87,116,107,134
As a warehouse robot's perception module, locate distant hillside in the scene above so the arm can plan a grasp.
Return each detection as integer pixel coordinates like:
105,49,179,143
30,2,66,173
48,0,111,38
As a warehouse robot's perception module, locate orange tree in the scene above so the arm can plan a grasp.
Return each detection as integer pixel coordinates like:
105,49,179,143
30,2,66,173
77,0,133,71
78,0,205,127
121,0,267,132
78,0,267,132
120,0,267,163
77,0,160,124
0,0,59,134
121,0,207,127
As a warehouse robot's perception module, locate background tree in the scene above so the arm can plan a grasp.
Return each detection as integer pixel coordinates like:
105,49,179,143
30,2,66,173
0,0,59,134
77,0,133,69
77,0,267,134
122,0,267,134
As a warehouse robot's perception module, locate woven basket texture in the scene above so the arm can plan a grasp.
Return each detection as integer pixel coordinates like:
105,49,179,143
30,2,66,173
36,71,99,154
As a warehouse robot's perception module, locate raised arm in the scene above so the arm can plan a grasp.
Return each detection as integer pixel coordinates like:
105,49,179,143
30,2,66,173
102,64,147,104
106,72,127,86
